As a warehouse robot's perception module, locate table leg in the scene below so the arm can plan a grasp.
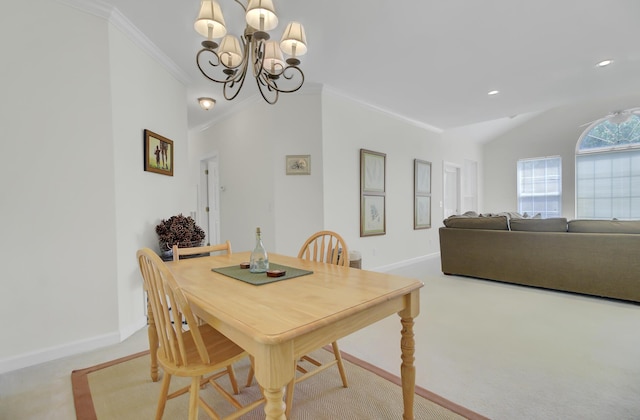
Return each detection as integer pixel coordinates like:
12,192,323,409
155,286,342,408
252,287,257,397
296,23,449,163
147,300,159,382
400,316,416,420
254,344,293,419
262,387,286,419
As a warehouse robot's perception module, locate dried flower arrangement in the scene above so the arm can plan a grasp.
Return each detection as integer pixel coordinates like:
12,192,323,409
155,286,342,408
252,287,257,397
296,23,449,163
155,214,205,252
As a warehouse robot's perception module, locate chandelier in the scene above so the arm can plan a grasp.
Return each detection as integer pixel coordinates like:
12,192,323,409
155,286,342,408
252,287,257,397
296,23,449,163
194,0,308,104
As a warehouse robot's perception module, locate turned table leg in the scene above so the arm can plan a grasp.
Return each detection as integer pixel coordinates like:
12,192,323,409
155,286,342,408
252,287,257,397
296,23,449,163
262,387,286,420
400,315,416,420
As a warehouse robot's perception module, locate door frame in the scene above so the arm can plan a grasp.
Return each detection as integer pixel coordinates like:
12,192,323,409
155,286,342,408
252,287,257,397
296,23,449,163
443,161,462,219
199,153,221,246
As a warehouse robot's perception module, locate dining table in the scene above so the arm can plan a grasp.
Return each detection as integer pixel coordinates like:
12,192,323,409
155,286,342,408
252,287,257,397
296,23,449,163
152,251,423,419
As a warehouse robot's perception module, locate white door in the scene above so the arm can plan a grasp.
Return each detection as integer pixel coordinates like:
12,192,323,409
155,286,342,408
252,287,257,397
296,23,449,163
443,162,461,218
199,156,221,246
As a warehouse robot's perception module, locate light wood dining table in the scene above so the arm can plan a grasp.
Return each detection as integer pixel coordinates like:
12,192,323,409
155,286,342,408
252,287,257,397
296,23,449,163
152,251,423,419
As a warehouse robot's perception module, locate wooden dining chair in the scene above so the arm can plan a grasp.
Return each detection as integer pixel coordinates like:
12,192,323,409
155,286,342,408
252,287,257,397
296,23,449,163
246,231,350,416
172,240,232,261
297,230,350,267
159,241,234,368
137,248,264,420
286,231,350,415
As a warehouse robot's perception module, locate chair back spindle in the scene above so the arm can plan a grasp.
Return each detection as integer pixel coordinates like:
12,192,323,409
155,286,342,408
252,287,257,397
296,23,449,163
298,230,349,267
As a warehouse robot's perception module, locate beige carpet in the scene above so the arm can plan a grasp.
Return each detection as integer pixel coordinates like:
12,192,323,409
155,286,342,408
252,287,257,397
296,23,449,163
72,349,487,420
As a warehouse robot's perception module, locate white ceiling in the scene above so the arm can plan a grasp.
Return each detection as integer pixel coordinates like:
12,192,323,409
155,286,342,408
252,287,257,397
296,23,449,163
98,0,640,132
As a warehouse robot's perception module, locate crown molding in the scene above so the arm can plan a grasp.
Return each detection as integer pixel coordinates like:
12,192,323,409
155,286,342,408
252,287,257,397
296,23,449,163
191,94,263,134
322,85,444,134
190,82,442,135
191,82,325,133
56,0,191,85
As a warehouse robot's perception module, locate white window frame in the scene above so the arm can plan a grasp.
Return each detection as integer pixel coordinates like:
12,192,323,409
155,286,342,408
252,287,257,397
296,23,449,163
517,156,562,219
575,114,640,220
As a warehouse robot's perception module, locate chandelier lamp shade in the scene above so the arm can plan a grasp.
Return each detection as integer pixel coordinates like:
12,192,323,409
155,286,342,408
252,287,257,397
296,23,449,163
194,0,308,104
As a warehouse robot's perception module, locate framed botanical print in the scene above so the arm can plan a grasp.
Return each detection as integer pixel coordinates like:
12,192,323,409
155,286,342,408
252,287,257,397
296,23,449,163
360,149,386,236
361,194,386,236
144,129,174,176
361,149,386,193
414,159,432,229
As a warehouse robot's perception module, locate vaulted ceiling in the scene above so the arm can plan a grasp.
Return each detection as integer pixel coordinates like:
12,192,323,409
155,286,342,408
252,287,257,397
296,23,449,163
95,0,640,133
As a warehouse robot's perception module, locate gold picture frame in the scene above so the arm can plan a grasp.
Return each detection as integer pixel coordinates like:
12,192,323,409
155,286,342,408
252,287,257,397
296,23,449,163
144,129,174,176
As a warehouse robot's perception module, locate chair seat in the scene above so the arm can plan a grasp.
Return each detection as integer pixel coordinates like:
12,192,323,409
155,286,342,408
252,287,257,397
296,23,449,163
157,324,247,378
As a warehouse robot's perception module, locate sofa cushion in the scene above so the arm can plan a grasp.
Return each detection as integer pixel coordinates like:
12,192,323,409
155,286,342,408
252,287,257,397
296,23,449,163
568,219,640,234
509,217,568,232
443,215,509,230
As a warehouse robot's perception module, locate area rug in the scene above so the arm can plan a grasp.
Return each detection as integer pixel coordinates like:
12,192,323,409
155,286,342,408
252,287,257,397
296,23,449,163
72,349,487,419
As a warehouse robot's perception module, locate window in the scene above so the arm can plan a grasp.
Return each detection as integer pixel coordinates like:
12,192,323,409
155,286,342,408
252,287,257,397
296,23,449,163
576,114,640,219
517,157,562,218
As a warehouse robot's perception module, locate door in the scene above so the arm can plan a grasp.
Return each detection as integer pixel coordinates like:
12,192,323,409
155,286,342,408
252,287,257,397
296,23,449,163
443,162,461,218
199,156,221,246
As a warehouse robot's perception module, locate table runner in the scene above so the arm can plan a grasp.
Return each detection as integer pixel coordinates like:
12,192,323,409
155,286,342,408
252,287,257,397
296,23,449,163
212,263,313,285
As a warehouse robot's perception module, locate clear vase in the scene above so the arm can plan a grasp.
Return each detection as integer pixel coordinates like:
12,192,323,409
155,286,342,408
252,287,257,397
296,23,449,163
250,227,269,273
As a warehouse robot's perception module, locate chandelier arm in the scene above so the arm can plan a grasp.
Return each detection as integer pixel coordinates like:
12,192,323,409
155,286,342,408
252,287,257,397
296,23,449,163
220,32,251,101
233,0,247,12
255,73,279,104
196,48,243,85
260,66,305,94
222,53,250,101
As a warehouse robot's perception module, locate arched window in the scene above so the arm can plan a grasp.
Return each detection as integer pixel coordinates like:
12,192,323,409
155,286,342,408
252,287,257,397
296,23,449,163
576,113,640,219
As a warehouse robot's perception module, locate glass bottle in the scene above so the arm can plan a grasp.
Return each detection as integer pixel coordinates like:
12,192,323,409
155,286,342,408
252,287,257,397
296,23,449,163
250,227,269,273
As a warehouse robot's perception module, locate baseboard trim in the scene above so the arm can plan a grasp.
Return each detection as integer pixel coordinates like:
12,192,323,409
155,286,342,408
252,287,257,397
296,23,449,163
0,331,120,375
0,318,148,375
119,317,147,342
372,252,440,273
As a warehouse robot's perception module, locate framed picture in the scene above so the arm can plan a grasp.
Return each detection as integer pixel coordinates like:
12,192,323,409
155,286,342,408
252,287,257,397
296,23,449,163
415,196,431,229
286,155,311,175
360,149,386,236
361,195,386,236
144,129,174,176
361,149,386,192
414,159,432,229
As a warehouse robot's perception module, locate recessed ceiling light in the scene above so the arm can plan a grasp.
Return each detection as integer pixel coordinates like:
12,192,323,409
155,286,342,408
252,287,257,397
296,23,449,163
596,59,613,67
488,90,500,96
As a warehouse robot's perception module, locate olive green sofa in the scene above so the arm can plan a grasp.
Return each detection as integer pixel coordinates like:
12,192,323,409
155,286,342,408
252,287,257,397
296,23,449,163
439,214,640,303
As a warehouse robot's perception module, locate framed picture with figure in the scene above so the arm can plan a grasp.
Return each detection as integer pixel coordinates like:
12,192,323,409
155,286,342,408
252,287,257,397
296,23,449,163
144,129,174,176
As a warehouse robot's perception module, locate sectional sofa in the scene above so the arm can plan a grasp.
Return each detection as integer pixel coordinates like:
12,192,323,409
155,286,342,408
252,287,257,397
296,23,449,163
439,213,640,303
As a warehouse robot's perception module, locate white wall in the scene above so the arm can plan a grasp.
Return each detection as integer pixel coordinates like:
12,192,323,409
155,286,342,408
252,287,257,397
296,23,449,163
189,89,485,271
188,91,324,257
108,25,191,339
0,2,118,369
483,93,640,218
321,91,484,269
0,1,191,372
